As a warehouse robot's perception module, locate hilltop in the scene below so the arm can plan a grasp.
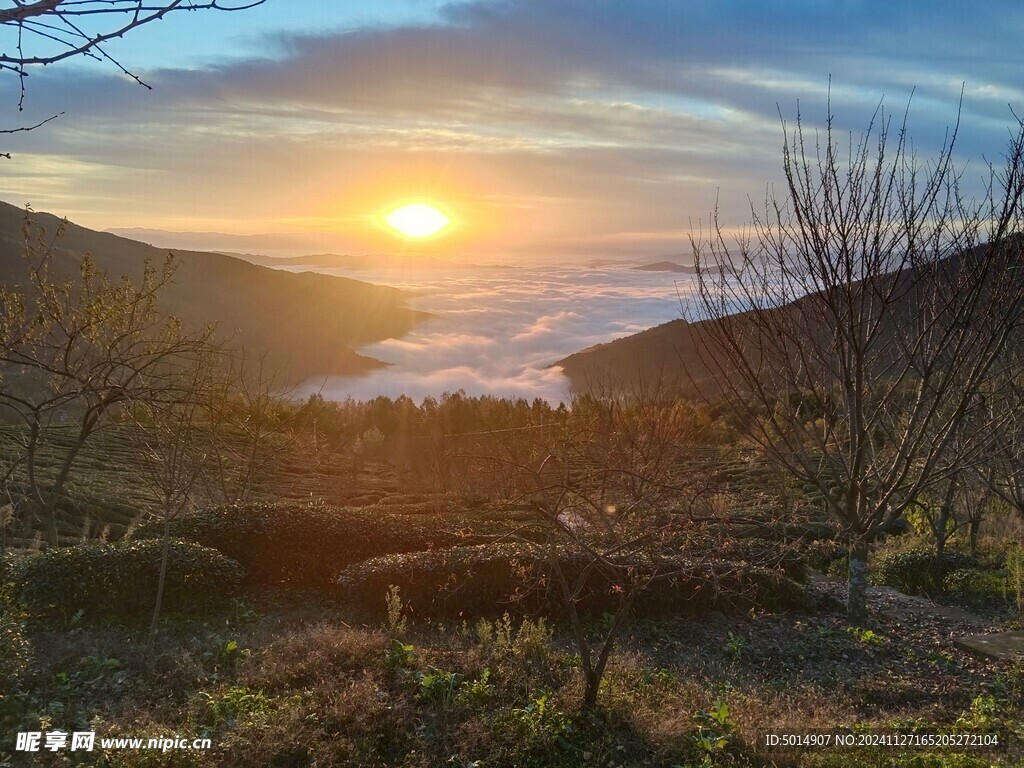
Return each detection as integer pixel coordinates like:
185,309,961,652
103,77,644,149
0,203,428,380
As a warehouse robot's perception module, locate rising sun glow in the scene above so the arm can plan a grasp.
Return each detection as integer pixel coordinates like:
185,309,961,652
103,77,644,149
385,203,451,238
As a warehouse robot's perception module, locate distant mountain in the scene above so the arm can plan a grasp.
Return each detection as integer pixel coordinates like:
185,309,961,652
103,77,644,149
556,318,711,397
633,261,698,273
105,228,500,271
273,253,495,271
104,227,323,258
2,203,428,380
557,240,1022,397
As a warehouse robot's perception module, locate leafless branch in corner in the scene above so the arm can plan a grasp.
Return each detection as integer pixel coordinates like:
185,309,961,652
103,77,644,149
0,1,264,152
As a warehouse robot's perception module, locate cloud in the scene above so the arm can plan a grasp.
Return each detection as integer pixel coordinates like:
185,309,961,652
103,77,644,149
1,0,1019,243
293,260,699,403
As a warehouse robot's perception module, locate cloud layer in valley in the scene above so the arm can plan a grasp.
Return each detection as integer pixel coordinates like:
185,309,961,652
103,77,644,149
293,261,696,404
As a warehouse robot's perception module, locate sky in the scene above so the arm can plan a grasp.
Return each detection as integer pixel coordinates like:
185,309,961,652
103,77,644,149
1,1,1022,257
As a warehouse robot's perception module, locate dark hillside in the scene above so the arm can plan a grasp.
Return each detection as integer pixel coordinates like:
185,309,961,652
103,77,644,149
558,239,1024,396
0,202,428,379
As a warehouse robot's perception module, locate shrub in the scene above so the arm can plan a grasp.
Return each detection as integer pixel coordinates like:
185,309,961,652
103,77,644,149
134,502,501,589
0,554,31,690
872,547,977,596
803,540,848,575
337,543,812,619
943,567,1016,614
338,543,541,617
12,539,242,624
708,536,810,581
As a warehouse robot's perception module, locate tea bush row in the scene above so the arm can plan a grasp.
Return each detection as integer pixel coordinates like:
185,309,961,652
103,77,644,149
133,502,529,589
10,539,242,625
337,542,812,619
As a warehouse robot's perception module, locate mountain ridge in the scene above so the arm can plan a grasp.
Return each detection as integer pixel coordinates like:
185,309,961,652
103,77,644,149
1,203,428,381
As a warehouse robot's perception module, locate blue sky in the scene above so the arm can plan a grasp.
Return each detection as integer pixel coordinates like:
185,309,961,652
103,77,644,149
1,0,1021,255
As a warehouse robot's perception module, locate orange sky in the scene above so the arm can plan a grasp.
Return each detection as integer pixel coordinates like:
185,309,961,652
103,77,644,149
0,1,1019,256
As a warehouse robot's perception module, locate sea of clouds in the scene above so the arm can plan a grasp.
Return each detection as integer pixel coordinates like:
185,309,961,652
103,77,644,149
284,261,700,405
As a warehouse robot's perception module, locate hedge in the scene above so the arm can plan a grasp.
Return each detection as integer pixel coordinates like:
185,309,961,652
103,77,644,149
337,542,812,619
132,502,507,589
12,539,242,624
0,553,30,690
871,547,976,596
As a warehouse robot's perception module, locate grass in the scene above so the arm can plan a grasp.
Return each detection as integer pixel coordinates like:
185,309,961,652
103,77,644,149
2,584,1021,767
3,426,1022,766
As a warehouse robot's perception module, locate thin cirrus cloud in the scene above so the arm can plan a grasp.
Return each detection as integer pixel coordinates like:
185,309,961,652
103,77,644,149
1,0,1020,248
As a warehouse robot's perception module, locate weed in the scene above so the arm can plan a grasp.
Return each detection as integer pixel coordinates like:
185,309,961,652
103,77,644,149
200,687,274,729
725,631,745,662
472,613,552,658
511,690,574,744
693,699,734,757
474,617,494,647
415,667,464,707
513,616,553,659
641,666,677,687
493,612,515,648
221,639,250,667
384,639,415,670
385,584,409,637
228,598,259,626
846,626,886,647
457,668,492,705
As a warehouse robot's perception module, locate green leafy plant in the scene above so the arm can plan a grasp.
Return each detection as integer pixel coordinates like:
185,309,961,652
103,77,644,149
511,691,574,746
725,631,745,662
846,626,886,647
384,639,415,671
641,666,677,687
693,699,734,756
457,668,492,705
229,598,259,626
200,687,274,730
415,666,464,706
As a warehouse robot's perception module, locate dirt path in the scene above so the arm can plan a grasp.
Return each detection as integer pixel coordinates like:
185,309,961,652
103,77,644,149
808,570,1022,663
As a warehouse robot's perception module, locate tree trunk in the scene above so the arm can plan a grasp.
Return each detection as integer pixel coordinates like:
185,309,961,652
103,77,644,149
933,477,958,560
147,501,173,663
969,518,981,558
847,539,870,622
583,669,600,710
934,510,948,560
45,508,59,549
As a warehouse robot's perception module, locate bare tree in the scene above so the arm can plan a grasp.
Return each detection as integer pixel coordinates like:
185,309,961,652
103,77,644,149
484,393,766,709
690,100,1024,620
0,0,264,153
0,0,264,103
976,346,1024,523
200,352,299,505
129,342,222,658
0,212,219,546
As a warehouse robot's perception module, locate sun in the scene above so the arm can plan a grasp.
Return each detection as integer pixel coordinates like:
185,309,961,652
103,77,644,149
385,203,450,239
